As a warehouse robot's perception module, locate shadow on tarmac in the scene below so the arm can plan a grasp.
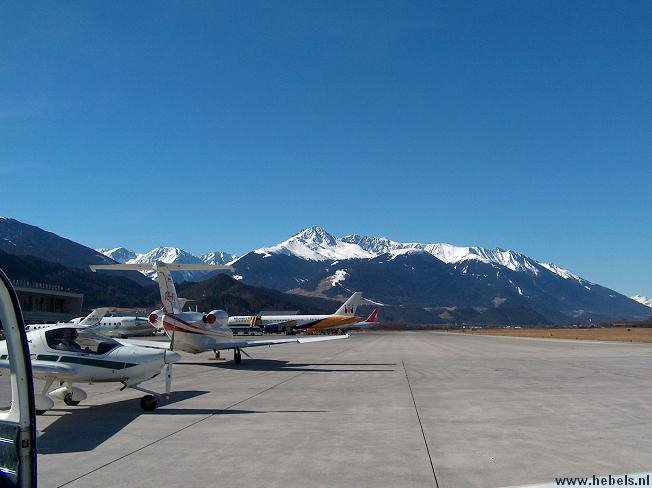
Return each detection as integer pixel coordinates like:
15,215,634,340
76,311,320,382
38,390,331,454
177,359,396,372
38,390,220,454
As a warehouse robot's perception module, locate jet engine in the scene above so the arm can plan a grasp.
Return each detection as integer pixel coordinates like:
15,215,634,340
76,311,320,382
202,310,228,327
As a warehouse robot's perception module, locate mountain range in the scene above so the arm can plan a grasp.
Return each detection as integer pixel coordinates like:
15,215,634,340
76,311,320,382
95,226,652,324
97,246,237,281
1,216,649,325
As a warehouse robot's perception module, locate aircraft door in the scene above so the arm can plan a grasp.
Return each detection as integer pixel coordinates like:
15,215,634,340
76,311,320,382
0,268,37,487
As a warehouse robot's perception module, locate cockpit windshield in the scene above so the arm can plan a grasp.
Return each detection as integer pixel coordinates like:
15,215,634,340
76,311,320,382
45,328,119,355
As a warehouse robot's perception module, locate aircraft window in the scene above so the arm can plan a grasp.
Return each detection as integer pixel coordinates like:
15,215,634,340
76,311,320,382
45,328,119,355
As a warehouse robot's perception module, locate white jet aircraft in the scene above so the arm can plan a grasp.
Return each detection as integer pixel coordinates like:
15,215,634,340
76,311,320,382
0,324,181,413
24,307,113,332
91,262,348,363
228,292,365,334
25,307,155,338
71,314,155,338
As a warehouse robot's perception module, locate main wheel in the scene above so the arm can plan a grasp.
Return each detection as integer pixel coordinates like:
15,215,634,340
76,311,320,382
140,395,158,411
234,350,242,364
64,392,81,406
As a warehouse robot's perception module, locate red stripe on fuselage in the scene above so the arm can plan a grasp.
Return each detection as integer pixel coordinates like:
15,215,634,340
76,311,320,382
167,314,193,326
163,321,205,335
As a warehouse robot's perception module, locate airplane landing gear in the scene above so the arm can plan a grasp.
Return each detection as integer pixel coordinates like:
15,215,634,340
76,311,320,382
140,395,158,411
50,384,87,406
213,349,221,360
234,348,242,364
64,392,80,406
35,378,55,414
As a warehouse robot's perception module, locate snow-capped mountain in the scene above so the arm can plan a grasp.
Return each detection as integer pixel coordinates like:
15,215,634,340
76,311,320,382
96,247,137,264
96,246,238,282
256,227,585,282
201,251,238,266
232,226,650,323
256,227,375,261
95,226,651,323
631,295,652,308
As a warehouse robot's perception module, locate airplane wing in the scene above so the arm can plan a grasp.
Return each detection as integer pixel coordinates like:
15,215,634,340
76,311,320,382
115,334,349,351
0,360,79,375
114,338,171,350
214,333,349,350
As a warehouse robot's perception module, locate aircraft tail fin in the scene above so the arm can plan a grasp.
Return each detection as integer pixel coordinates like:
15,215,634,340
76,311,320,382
78,307,113,326
365,309,379,323
334,292,362,316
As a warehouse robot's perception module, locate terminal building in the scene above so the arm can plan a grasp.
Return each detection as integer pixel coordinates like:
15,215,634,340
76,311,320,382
11,280,83,324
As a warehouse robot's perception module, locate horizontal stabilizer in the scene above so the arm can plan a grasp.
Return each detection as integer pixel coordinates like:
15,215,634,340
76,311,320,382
91,262,234,272
215,333,349,350
115,338,171,349
117,334,349,352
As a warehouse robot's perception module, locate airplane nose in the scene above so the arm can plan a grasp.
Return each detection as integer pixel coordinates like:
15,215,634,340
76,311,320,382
164,350,181,364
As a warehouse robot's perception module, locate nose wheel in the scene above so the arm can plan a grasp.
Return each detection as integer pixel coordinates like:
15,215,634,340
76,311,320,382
64,392,81,406
140,395,158,411
234,348,242,364
128,384,163,411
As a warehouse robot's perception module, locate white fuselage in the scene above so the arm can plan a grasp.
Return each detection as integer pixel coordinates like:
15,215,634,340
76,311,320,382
0,327,172,384
228,313,360,332
229,314,331,327
26,317,155,338
91,317,156,338
158,311,236,354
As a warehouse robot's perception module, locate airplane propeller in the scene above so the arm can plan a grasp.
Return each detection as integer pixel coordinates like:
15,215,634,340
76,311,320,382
165,326,176,398
164,353,173,398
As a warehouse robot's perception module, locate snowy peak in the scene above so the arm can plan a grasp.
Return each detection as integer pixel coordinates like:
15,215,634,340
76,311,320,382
340,235,402,255
201,251,239,265
255,226,375,261
631,294,652,308
540,263,583,282
294,227,337,246
257,228,588,282
96,246,237,282
96,247,137,264
131,247,203,265
342,235,544,275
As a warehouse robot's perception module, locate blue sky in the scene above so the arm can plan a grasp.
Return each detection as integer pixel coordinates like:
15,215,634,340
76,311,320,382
1,1,650,296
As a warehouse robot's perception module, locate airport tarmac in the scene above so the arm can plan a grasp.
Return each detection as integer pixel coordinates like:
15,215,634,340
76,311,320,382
33,331,652,488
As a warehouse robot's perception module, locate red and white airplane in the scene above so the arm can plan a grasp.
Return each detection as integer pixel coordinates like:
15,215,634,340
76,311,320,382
355,309,380,328
91,262,348,363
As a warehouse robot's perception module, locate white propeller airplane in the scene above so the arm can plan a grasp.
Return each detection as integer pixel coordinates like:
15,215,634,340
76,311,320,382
91,262,349,363
0,324,181,413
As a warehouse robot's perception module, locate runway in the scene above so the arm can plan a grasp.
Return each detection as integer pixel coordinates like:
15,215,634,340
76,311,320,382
35,331,652,488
